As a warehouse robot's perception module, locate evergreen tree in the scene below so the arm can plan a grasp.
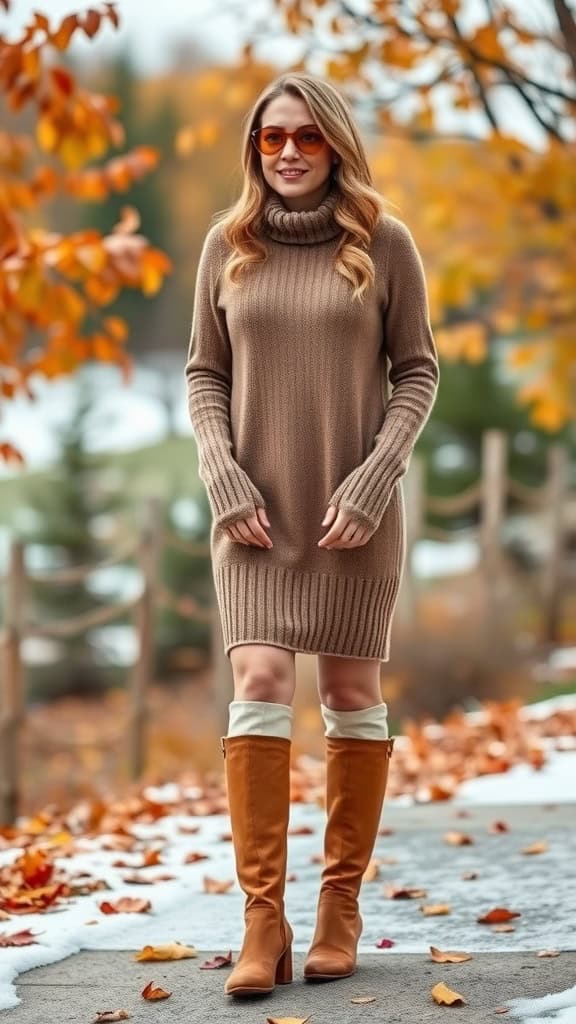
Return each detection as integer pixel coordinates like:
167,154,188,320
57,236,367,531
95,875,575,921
19,373,125,699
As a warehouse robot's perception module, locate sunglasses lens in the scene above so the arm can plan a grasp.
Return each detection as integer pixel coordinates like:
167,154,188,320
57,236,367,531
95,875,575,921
253,127,326,154
295,128,325,153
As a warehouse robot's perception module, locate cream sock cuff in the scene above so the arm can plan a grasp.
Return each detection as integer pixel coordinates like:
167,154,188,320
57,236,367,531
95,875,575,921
320,701,389,740
227,699,293,739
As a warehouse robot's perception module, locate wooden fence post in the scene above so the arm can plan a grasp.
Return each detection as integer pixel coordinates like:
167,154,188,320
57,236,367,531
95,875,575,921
479,430,507,626
129,497,162,781
541,443,568,644
0,540,25,826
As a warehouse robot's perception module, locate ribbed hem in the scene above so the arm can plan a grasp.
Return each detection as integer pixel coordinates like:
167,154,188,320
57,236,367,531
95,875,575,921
214,562,401,662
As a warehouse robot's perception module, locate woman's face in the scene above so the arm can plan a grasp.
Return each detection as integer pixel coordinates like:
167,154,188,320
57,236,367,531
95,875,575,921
255,93,337,211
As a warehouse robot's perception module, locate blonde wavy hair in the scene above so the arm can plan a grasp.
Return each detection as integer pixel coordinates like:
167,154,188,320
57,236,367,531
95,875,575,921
215,72,389,302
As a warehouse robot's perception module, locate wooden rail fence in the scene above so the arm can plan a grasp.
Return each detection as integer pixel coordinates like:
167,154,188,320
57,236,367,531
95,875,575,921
0,429,573,824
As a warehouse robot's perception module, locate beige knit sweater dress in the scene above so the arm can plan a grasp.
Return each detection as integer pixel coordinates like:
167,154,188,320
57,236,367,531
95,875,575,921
184,184,439,662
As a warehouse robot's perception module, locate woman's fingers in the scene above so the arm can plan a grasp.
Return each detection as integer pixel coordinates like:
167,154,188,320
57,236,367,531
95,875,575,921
225,512,272,547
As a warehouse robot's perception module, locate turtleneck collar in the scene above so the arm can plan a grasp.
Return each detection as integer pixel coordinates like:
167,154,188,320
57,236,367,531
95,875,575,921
261,184,342,245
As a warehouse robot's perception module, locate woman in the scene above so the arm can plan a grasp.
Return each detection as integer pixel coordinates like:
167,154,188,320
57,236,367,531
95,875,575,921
184,71,439,997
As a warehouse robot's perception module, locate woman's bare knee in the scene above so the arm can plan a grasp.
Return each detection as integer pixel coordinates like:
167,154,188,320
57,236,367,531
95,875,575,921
230,644,296,704
316,654,382,709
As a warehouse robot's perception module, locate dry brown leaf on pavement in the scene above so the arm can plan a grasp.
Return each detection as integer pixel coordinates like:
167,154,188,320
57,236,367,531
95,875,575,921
477,907,521,924
184,851,210,864
537,949,560,957
288,825,315,835
200,951,233,969
351,995,376,1003
521,841,549,855
444,831,474,846
432,982,467,1005
462,871,479,880
430,946,472,963
203,876,234,894
91,1012,131,1022
420,904,451,916
141,981,171,1000
384,885,427,899
494,1008,511,1014
98,898,151,914
489,821,510,833
134,941,197,961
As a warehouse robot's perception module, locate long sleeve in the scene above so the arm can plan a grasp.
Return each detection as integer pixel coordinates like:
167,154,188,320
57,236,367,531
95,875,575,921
184,225,266,528
328,218,439,531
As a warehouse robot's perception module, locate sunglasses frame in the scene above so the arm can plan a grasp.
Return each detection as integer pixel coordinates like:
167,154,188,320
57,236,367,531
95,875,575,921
250,123,327,156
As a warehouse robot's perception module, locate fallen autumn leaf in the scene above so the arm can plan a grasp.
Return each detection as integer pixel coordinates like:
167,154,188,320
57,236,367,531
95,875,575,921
432,981,467,1006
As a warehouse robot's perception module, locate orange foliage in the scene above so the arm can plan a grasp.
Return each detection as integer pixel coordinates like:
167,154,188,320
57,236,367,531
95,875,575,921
0,1,172,460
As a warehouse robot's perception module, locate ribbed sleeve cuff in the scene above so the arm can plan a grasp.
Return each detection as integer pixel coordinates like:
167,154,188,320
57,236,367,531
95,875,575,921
327,412,415,531
200,463,266,528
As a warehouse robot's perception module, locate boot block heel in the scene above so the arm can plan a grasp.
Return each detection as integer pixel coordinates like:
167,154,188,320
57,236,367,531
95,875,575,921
275,944,293,984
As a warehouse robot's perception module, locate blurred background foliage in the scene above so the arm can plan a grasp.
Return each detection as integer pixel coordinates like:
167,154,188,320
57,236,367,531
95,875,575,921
0,1,575,807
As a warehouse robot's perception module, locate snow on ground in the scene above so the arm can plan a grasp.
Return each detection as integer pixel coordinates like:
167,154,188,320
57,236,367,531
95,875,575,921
507,984,576,1023
1,692,574,1010
452,749,576,806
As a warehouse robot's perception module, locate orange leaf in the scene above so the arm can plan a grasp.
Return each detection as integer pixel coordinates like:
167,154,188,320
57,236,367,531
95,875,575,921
141,981,171,1000
384,885,427,899
98,898,151,914
430,946,472,963
203,876,234,894
267,1018,311,1024
82,9,101,38
51,14,78,50
477,908,521,924
134,941,197,961
444,831,474,845
431,982,467,1006
420,904,451,916
521,841,548,855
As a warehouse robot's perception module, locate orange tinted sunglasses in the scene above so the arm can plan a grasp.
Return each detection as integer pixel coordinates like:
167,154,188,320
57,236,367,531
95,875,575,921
251,124,327,155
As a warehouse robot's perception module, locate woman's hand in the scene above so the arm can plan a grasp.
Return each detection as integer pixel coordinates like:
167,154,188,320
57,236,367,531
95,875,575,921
318,505,375,549
225,507,273,548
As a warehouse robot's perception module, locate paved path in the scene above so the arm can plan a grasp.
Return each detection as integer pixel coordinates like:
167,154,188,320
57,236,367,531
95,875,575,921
1,950,576,1023
1,801,575,1021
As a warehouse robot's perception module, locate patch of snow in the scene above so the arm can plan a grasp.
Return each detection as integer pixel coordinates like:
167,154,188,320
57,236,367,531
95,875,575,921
507,983,576,1022
453,750,576,806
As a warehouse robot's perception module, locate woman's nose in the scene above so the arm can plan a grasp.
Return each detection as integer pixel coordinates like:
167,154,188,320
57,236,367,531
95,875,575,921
280,138,299,158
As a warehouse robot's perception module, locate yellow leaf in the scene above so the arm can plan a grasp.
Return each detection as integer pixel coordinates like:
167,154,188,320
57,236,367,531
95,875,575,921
420,904,451,916
37,116,59,152
431,981,467,1006
134,941,197,961
267,1018,311,1024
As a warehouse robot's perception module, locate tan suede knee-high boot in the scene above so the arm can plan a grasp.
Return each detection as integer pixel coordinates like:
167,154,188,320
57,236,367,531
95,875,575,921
222,734,293,996
304,735,395,981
